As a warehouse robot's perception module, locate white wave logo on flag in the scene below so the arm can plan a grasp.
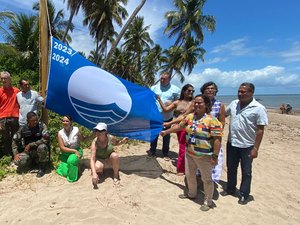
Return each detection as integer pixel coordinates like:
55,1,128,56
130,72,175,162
68,66,132,125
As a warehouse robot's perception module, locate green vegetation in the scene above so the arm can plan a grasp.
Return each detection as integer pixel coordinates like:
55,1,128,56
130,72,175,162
0,156,14,181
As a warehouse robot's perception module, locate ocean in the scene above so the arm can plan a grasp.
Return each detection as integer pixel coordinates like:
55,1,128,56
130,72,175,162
218,94,300,110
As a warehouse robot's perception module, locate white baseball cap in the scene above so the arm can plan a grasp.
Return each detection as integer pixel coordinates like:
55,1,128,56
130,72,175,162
93,122,107,131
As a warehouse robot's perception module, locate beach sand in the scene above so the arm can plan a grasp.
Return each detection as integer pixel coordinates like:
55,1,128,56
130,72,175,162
0,109,299,225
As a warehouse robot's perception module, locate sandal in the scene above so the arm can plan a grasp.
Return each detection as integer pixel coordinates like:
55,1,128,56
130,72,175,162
113,177,120,185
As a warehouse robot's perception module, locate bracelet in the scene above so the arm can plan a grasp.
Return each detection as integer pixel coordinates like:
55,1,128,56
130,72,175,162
253,147,258,151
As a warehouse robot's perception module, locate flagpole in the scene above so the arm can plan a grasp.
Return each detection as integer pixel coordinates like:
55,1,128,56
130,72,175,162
39,0,49,125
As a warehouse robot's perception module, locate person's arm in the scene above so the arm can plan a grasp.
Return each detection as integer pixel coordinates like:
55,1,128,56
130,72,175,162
157,95,177,112
57,132,81,158
26,123,49,152
163,103,194,127
90,139,98,184
211,136,221,165
249,125,265,159
110,135,128,146
12,129,23,161
218,104,226,128
160,124,184,137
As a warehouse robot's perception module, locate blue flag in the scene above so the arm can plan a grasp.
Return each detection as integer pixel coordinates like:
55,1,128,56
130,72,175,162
46,37,163,142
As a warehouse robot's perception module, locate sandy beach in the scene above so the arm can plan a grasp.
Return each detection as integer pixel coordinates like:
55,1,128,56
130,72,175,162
0,109,299,225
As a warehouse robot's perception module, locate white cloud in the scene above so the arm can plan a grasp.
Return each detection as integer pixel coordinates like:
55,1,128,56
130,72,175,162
211,38,251,56
171,65,300,95
278,42,300,63
204,57,228,64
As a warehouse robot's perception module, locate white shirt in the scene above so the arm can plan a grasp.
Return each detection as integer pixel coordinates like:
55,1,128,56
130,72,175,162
17,90,44,126
58,126,80,149
226,98,268,148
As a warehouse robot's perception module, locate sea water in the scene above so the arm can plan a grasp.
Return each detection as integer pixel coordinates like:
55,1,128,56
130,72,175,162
218,94,300,110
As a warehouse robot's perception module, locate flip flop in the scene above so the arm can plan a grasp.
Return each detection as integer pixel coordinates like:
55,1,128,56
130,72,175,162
113,177,120,186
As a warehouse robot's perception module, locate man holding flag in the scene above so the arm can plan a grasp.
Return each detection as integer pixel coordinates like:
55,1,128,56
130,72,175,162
148,71,180,160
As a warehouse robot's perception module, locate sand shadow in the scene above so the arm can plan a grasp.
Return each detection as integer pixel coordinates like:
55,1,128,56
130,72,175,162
78,154,166,180
119,154,164,179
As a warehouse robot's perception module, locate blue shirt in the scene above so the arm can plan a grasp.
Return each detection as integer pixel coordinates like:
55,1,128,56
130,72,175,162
151,83,180,121
226,98,268,148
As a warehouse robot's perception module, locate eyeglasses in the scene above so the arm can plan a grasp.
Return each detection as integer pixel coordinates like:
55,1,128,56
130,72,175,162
187,89,195,93
205,87,216,90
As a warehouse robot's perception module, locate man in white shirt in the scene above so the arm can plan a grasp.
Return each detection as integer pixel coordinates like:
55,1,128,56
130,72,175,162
16,79,44,127
225,82,268,205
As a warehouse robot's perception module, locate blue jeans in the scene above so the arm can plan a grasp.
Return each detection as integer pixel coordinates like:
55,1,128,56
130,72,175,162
150,118,172,157
226,142,253,198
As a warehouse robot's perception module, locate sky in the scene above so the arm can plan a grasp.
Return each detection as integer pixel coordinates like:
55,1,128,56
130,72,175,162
1,0,300,95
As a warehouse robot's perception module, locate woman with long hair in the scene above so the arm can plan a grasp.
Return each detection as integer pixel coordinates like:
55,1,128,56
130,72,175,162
56,115,92,182
157,84,194,175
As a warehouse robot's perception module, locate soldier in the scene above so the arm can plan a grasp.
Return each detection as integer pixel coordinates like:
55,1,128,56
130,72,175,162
12,111,50,177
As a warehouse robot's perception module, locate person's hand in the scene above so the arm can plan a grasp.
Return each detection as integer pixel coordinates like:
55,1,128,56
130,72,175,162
163,121,171,127
210,158,218,166
14,153,21,161
92,173,99,186
160,131,166,137
249,147,258,159
24,145,31,153
121,137,128,144
74,150,81,158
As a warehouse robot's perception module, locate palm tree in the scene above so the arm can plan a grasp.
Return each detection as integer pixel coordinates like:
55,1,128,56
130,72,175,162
164,0,216,47
82,0,128,59
101,0,146,69
33,0,74,43
181,36,205,75
5,13,38,53
0,11,15,39
121,16,153,78
160,46,185,82
142,44,163,86
155,0,216,84
5,13,39,70
62,0,84,42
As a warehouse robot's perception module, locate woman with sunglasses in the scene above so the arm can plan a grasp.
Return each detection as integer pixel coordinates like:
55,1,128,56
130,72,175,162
157,84,194,175
90,122,128,188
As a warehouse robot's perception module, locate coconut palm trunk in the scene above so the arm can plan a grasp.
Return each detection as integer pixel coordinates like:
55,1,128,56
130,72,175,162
101,0,146,69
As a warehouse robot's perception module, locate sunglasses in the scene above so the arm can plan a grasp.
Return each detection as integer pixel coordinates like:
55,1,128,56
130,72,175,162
187,89,195,93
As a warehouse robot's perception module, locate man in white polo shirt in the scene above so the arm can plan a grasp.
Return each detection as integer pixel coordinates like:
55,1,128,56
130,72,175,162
225,82,268,205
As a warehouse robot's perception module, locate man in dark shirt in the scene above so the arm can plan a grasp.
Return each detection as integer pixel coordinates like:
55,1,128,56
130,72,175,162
12,111,50,177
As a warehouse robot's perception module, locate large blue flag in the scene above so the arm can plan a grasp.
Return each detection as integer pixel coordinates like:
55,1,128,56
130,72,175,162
46,37,163,142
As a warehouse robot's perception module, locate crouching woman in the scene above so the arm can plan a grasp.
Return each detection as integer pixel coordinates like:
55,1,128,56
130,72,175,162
56,115,92,182
90,122,128,188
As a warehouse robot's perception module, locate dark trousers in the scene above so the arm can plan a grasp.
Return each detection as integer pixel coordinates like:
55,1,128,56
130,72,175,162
0,117,19,157
150,118,172,157
226,142,253,198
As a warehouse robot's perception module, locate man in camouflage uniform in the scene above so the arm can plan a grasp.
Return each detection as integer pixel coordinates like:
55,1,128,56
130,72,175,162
12,111,50,177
